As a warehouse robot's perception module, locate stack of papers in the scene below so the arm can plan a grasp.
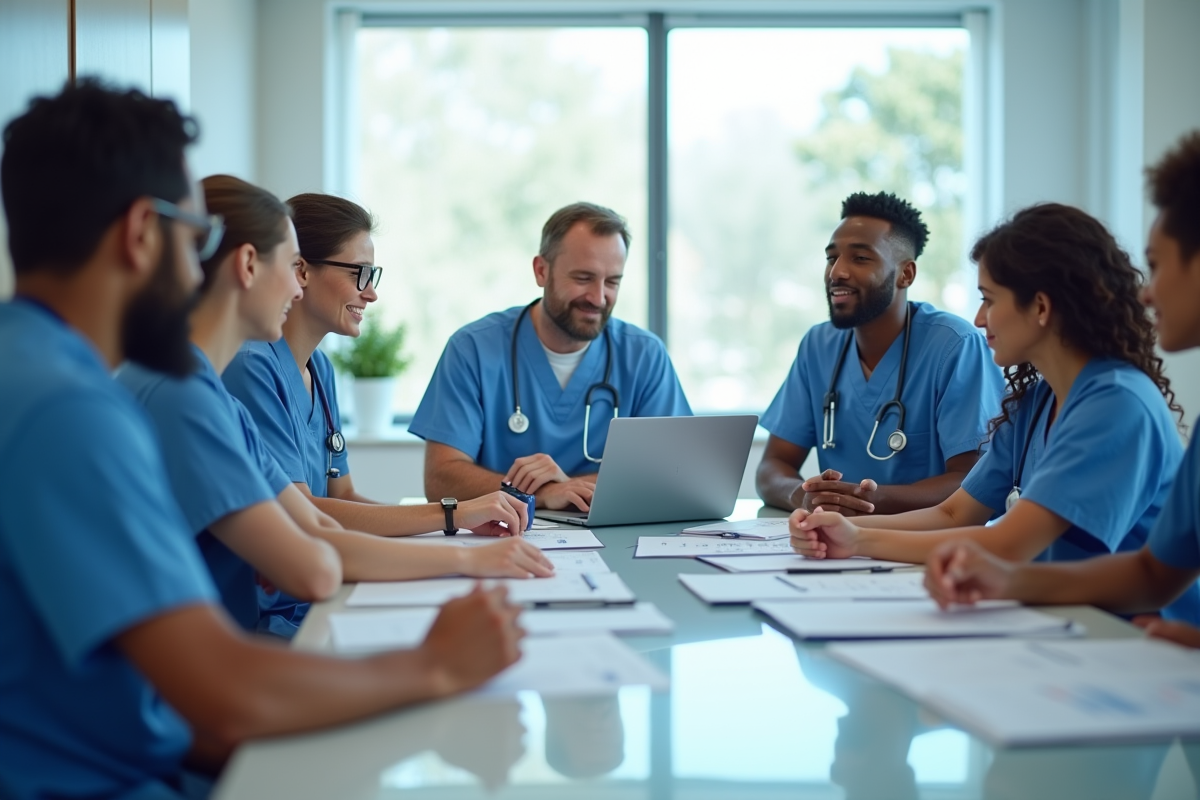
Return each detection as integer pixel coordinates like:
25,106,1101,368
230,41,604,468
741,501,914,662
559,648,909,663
830,638,1200,746
329,602,674,652
409,529,604,550
477,633,670,697
680,518,791,540
679,571,928,605
753,599,1082,640
698,554,909,573
347,572,635,608
635,536,795,558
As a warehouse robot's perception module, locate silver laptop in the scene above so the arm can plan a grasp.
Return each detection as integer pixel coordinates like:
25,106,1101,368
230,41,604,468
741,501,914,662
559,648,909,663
536,414,758,527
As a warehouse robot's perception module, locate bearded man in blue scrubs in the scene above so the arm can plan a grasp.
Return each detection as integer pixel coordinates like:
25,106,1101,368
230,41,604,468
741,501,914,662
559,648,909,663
0,81,522,800
757,192,1004,514
413,202,692,511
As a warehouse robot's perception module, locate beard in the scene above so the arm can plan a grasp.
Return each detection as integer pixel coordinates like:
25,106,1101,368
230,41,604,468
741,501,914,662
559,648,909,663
121,225,199,377
827,271,897,330
543,287,611,342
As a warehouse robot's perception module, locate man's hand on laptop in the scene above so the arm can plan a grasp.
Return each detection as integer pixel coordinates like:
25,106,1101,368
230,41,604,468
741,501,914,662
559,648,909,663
504,453,569,494
537,478,594,512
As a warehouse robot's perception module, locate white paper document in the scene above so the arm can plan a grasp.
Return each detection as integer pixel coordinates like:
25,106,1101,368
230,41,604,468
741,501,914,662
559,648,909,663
346,572,635,608
409,529,604,550
476,633,670,697
753,599,1082,640
329,602,674,652
680,518,791,540
680,571,928,605
829,638,1200,746
635,536,795,558
545,550,610,573
698,554,909,573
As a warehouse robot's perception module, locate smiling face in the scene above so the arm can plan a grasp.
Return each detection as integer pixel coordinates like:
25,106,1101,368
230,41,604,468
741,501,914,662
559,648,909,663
823,216,909,329
535,222,625,343
299,229,377,337
243,218,303,342
1142,213,1200,353
974,259,1051,368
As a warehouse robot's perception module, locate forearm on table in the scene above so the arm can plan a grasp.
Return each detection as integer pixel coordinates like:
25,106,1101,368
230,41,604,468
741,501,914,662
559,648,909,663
1006,551,1194,614
306,525,464,581
307,495,445,537
868,471,970,515
756,458,804,510
857,503,964,533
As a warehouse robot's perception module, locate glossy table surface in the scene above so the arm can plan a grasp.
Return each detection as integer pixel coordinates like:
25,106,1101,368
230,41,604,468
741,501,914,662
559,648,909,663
213,502,1200,800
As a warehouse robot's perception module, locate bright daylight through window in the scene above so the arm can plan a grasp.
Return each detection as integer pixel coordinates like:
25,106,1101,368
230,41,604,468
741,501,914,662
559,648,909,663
352,20,970,419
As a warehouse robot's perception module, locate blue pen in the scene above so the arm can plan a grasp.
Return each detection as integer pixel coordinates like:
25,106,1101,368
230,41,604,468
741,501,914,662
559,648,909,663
581,573,600,591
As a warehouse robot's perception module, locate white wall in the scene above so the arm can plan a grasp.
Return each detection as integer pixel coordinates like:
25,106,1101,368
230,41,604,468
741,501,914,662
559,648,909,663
189,0,258,180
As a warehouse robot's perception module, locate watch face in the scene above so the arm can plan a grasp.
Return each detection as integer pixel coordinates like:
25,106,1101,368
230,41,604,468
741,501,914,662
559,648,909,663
441,498,457,508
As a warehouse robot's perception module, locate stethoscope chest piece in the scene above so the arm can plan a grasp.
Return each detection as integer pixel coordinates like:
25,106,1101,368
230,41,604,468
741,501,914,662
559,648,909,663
508,410,530,435
1005,487,1021,512
326,430,346,455
886,429,908,453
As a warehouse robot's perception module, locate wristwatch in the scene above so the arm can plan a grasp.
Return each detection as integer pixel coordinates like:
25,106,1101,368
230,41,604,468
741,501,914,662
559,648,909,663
441,498,458,535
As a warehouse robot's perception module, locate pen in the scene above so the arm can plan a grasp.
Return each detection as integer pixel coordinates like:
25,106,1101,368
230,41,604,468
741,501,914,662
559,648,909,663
581,573,599,591
786,566,895,574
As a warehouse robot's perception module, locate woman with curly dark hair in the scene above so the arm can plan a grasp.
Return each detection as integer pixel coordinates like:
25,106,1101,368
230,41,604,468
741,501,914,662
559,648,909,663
790,200,1199,623
925,132,1200,634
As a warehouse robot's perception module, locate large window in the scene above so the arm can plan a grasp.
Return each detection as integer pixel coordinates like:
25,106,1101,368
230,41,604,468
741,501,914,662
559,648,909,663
348,13,972,418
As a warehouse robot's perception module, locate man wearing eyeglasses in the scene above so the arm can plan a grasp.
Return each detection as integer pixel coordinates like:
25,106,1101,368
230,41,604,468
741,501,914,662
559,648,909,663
0,80,523,799
411,202,692,511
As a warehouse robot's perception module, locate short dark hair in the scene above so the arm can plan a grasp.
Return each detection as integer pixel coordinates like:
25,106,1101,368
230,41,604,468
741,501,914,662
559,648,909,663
2,78,197,275
840,191,930,259
287,193,376,262
200,175,292,291
539,202,631,265
1146,131,1200,262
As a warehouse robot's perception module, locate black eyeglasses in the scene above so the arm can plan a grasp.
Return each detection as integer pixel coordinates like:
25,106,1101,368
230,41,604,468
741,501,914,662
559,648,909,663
151,198,225,261
306,259,383,291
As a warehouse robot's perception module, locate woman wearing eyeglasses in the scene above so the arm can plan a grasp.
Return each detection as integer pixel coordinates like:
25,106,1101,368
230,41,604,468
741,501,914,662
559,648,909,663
223,192,552,637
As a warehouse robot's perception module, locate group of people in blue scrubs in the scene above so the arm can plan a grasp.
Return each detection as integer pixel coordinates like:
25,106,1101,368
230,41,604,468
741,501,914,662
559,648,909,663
3,72,1200,798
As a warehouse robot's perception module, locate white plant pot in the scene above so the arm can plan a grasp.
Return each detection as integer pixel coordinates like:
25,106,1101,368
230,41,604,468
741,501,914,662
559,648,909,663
352,377,397,439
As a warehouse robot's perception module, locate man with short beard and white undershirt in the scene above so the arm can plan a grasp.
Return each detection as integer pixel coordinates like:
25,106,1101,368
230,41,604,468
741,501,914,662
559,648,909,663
412,202,692,512
756,191,1004,517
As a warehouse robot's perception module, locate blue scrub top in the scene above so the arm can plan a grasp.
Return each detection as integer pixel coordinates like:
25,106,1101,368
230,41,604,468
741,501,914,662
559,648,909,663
119,346,293,631
961,359,1197,622
1147,415,1200,614
760,302,1004,485
222,337,349,497
0,301,216,800
410,305,692,475
223,337,346,637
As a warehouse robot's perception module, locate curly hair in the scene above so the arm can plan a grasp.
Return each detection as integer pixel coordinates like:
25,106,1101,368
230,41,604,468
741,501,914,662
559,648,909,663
973,203,1183,441
1147,130,1200,261
841,191,930,258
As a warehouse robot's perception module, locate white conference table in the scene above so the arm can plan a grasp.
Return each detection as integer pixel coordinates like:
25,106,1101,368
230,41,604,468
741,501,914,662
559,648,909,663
213,501,1200,800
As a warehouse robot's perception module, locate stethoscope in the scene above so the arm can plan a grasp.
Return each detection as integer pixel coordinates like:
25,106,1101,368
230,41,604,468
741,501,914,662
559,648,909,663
1006,390,1053,512
507,299,618,464
309,363,346,479
821,301,913,461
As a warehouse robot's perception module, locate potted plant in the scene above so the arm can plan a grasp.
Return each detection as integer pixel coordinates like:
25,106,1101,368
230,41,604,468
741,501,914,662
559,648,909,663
330,310,412,439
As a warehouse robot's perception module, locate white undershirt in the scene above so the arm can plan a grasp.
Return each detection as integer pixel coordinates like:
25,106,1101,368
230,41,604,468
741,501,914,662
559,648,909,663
541,341,591,389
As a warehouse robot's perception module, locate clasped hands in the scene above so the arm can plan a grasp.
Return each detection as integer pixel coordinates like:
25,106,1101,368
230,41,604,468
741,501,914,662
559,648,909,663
503,453,594,512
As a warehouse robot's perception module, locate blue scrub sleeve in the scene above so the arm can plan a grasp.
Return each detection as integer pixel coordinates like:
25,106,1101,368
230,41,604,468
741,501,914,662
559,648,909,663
1148,425,1200,570
144,379,279,534
760,341,819,449
409,335,487,458
934,333,1001,459
960,403,1019,513
0,393,215,666
626,334,692,416
224,348,308,484
237,400,294,496
1021,383,1167,548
